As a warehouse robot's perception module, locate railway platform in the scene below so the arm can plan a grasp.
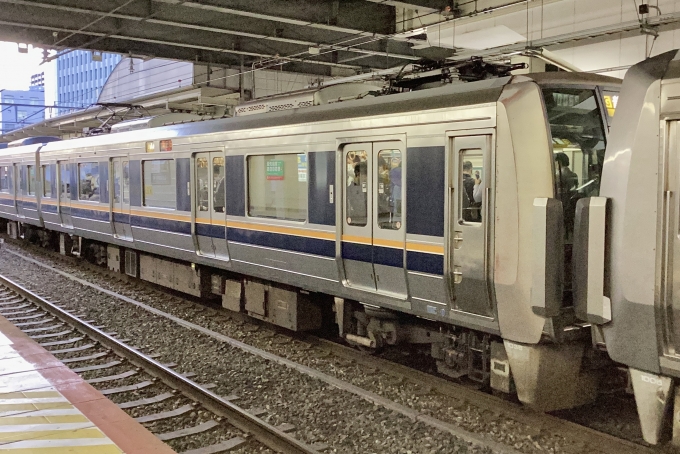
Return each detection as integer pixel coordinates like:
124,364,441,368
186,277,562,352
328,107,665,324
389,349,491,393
0,313,175,453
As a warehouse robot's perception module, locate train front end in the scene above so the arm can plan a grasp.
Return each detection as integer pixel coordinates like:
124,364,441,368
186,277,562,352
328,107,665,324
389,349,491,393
575,49,680,444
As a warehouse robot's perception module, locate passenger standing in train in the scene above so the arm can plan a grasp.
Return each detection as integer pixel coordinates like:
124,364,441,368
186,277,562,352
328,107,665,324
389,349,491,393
462,161,480,221
473,175,483,204
554,152,578,236
554,152,578,191
389,159,402,217
214,172,225,213
347,162,367,225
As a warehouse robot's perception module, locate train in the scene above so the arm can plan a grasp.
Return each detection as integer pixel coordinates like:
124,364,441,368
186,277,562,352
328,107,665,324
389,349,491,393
1,51,677,444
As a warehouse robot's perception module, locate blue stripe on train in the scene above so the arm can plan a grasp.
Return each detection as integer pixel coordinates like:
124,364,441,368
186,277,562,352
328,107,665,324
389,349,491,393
228,227,335,257
20,200,38,209
131,215,192,235
373,246,403,268
112,212,130,224
407,251,444,275
342,242,404,268
0,199,13,206
71,206,110,222
65,207,443,274
341,241,371,263
41,204,58,213
196,222,224,239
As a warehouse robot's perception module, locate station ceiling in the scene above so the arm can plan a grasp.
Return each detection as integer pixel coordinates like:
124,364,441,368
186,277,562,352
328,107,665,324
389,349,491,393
0,0,456,77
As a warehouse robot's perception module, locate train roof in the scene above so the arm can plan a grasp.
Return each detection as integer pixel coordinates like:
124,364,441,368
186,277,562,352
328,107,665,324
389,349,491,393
2,71,622,156
526,71,622,88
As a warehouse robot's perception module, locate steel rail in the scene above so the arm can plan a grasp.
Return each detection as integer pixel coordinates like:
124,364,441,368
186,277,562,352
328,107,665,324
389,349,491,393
3,245,654,454
0,273,320,454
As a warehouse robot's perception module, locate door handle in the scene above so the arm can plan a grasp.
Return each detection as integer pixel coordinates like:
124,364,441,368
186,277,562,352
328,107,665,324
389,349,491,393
453,266,463,284
453,231,463,249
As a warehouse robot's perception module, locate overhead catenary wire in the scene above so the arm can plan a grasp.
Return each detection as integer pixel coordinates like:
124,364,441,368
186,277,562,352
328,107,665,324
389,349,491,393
47,0,564,116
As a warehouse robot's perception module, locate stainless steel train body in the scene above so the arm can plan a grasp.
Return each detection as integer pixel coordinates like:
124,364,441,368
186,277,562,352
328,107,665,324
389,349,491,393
0,72,620,414
573,49,680,445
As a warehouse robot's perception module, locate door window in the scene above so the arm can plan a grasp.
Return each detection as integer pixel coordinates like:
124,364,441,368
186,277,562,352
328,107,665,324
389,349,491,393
59,162,71,199
346,150,368,226
377,149,402,230
122,161,129,204
42,165,53,197
459,149,484,223
213,156,225,213
0,167,9,193
196,157,209,212
113,160,121,203
27,166,36,196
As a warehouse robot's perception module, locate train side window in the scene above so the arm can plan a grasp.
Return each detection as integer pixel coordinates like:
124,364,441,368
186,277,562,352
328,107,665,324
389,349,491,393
122,161,129,204
42,165,52,198
459,149,483,223
196,157,209,212
345,150,368,226
78,162,100,201
112,161,121,203
377,149,402,230
0,167,9,193
213,156,225,213
27,165,36,196
247,153,308,222
143,159,176,209
59,162,71,200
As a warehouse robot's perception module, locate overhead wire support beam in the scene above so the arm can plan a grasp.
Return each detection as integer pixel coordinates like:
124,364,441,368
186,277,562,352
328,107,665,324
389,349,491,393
0,0,420,63
0,19,364,71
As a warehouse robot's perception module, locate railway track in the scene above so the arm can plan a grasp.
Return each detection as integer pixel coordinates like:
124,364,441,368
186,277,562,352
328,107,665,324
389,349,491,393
0,273,322,454
0,241,662,454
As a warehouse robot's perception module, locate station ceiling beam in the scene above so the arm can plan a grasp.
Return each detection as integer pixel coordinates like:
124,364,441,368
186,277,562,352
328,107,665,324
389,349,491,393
0,0,457,76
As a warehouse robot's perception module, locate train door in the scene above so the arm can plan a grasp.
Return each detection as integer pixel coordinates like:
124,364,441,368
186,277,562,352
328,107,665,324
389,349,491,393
663,120,680,357
58,161,73,228
447,134,494,317
341,141,407,298
193,152,228,260
111,157,132,240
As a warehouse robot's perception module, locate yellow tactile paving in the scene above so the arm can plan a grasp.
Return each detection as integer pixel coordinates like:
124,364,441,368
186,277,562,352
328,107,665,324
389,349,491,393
0,415,90,425
0,335,123,453
0,445,123,454
0,403,74,412
0,427,107,441
0,392,62,400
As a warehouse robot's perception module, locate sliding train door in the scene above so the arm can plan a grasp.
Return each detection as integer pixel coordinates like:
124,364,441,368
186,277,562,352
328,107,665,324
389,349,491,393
340,141,407,299
447,133,494,317
57,161,73,229
111,157,132,241
193,151,228,260
662,120,680,359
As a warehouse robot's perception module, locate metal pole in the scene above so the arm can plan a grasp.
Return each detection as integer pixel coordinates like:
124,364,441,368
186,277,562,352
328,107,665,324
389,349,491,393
240,55,245,100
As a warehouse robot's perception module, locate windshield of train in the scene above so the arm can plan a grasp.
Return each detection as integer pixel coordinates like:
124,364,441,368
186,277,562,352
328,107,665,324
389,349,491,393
542,87,608,239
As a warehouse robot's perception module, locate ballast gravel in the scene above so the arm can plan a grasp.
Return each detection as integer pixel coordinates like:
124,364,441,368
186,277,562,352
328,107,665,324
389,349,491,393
0,242,653,454
0,248,495,454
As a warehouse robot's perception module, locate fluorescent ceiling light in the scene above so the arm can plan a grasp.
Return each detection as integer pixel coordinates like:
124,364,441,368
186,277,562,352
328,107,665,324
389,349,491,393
425,24,525,50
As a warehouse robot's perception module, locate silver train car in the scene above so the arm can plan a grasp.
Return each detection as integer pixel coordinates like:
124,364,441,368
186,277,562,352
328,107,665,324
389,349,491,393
0,71,621,415
575,49,680,445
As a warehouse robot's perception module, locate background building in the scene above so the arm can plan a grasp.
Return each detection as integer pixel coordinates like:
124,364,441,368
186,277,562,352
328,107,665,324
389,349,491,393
0,73,45,134
56,50,121,115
